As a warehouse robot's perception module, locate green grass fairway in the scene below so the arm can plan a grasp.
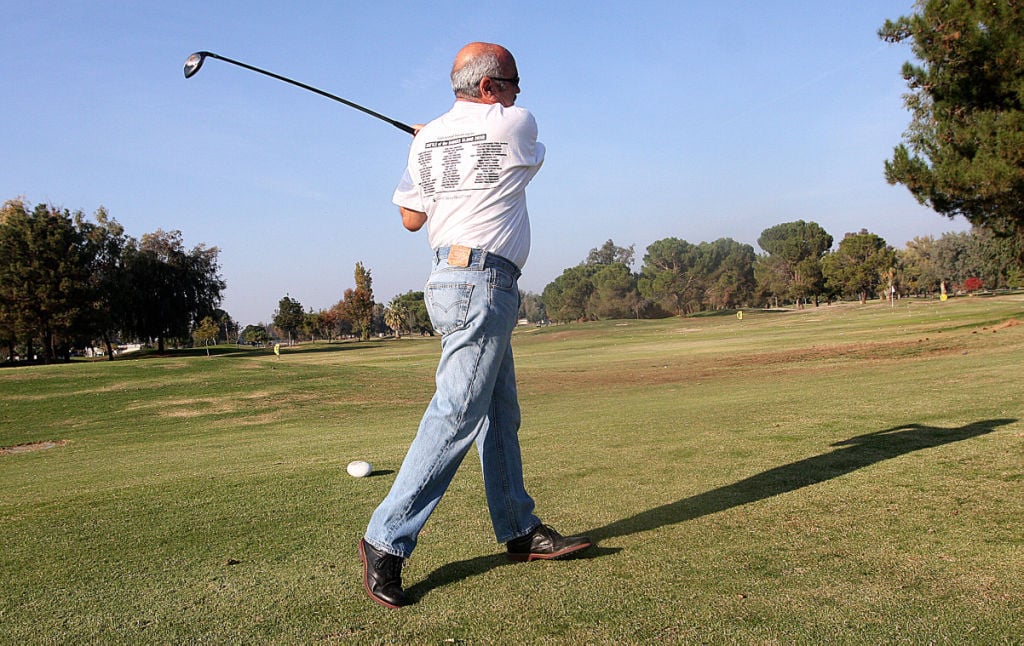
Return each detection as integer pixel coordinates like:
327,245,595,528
2,296,1023,643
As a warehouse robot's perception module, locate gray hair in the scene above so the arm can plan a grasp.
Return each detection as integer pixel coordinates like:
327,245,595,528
451,51,503,98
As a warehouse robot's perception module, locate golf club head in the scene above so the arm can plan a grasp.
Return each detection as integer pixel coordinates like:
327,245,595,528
183,52,209,79
180,49,416,134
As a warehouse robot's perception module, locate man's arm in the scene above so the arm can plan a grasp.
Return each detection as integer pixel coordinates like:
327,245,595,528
400,206,427,232
396,124,427,231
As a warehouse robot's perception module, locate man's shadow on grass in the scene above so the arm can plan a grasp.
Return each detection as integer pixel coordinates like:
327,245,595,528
407,418,1014,601
586,418,1013,542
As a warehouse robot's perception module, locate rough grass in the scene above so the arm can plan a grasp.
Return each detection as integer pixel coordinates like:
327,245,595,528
1,296,1022,643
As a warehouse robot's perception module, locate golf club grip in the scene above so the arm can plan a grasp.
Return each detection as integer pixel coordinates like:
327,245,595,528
203,52,416,135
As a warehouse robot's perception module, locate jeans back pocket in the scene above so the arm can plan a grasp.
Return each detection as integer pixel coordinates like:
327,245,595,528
426,282,474,335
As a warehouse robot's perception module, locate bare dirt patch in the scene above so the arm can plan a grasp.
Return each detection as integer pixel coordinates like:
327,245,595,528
993,318,1022,330
0,440,69,456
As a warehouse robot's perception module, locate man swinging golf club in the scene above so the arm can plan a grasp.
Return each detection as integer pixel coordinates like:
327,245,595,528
359,41,593,609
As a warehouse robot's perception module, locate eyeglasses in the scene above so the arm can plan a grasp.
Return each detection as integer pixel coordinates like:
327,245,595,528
488,75,520,86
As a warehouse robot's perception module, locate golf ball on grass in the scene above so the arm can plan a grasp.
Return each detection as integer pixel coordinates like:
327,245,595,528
347,460,373,478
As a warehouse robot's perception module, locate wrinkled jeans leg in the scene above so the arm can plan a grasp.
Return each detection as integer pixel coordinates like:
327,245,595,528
364,255,537,557
477,340,538,543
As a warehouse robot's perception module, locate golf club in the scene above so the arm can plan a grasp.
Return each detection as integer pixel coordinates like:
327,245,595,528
183,51,416,135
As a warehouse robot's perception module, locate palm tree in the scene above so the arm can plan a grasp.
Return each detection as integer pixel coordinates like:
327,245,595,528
383,298,410,338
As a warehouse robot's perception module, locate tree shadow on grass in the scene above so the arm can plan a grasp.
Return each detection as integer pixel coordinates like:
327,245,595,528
407,418,1014,601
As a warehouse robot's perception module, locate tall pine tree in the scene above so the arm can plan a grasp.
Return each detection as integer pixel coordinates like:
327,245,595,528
881,1,1024,243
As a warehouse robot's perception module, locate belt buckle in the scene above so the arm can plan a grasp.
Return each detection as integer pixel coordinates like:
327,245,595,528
447,245,472,268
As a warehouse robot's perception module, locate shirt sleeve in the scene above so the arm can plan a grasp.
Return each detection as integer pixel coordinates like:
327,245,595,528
508,109,545,169
391,167,424,212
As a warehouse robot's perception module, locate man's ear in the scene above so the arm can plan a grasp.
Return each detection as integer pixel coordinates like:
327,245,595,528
479,77,494,99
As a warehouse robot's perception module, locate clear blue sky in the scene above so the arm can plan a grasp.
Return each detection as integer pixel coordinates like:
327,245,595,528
1,1,968,326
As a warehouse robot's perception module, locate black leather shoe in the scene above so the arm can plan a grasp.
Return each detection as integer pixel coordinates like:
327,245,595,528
506,524,593,562
359,539,411,608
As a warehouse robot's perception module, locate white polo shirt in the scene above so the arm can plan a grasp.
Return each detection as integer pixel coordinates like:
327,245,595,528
392,101,545,269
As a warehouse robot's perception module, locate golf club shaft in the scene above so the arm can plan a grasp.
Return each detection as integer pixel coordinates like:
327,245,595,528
195,52,415,135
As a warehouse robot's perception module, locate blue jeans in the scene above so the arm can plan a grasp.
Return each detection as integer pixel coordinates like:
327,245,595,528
364,248,540,558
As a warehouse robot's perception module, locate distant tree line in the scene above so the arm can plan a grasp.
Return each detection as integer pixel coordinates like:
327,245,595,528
539,225,1024,323
263,263,435,344
12,198,1018,363
0,198,228,363
265,261,549,343
265,224,1024,338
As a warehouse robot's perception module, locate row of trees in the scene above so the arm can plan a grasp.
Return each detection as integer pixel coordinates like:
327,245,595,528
262,259,551,343
6,195,1019,360
282,220,1022,334
258,220,1024,340
260,264,435,345
0,198,227,363
541,225,1024,323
